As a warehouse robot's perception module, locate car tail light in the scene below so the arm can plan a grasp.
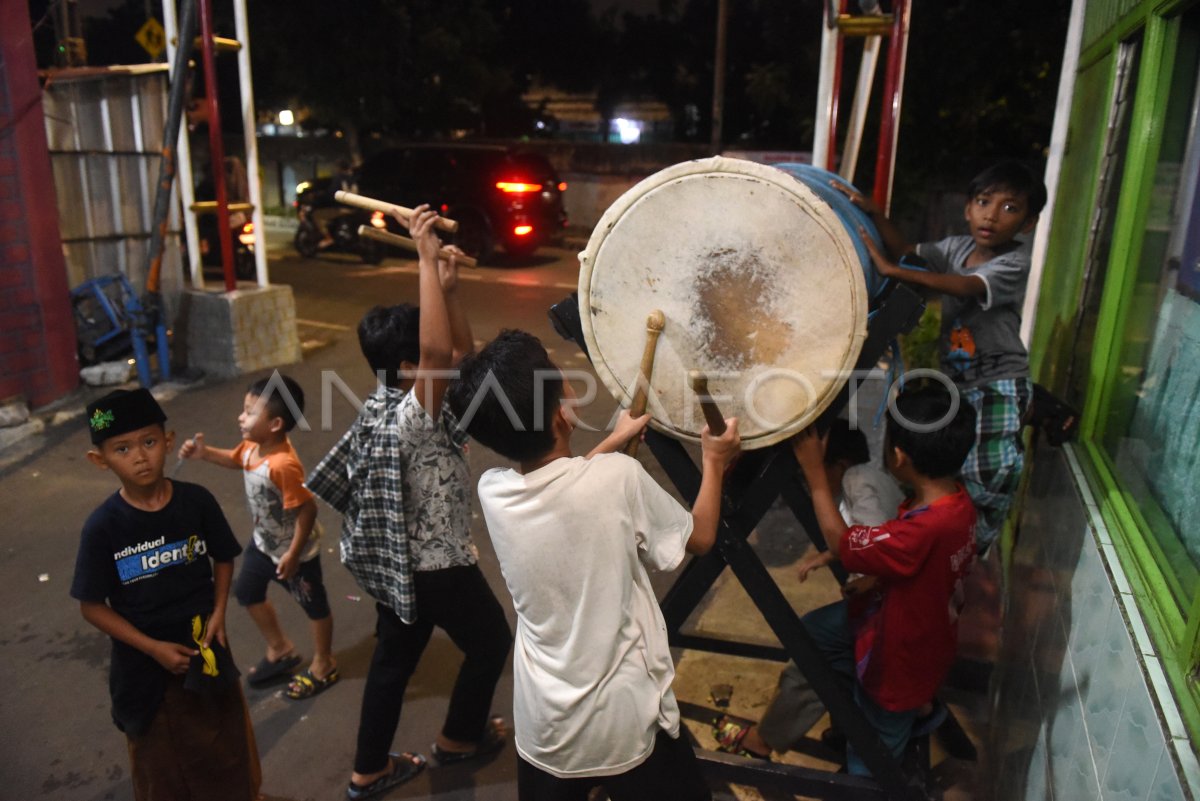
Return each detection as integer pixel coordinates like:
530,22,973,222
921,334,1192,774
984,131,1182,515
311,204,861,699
496,181,543,194
370,210,388,229
440,204,449,214
557,182,567,192
513,225,534,237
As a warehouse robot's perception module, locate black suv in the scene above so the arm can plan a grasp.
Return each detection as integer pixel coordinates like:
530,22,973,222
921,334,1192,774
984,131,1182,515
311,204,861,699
358,143,568,262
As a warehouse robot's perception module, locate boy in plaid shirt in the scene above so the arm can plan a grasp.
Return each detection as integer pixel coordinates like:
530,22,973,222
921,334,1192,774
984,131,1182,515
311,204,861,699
836,161,1047,552
307,205,511,800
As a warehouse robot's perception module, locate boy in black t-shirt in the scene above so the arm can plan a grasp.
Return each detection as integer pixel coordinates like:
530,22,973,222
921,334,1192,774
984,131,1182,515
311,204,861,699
70,389,261,801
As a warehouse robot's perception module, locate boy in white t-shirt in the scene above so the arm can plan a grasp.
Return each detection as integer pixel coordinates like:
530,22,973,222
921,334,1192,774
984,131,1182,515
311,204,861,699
447,329,741,801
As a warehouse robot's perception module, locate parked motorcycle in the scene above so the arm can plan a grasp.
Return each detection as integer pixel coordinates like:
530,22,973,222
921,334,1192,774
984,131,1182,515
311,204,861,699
199,211,256,280
196,156,257,280
293,178,384,264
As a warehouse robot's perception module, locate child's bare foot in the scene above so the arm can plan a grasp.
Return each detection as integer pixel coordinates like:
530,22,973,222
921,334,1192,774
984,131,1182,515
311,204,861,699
264,640,296,662
307,655,336,681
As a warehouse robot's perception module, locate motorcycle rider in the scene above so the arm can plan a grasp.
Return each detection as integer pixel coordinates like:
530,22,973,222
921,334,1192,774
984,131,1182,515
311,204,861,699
314,159,359,250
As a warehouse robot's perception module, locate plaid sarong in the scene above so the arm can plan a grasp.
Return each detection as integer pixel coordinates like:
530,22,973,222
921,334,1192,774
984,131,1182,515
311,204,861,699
960,378,1031,552
306,385,418,622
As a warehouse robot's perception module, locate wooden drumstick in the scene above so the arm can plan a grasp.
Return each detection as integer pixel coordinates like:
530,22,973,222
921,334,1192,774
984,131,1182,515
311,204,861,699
688,370,727,435
335,190,459,234
624,310,666,457
357,225,478,268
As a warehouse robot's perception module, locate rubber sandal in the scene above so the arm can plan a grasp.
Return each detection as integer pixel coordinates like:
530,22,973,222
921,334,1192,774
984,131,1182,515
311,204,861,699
820,726,846,754
285,667,340,700
430,716,508,765
246,653,302,687
712,715,770,760
346,752,426,800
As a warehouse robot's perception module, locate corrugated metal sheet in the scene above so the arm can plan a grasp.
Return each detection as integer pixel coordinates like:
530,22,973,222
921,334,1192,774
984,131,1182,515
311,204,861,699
42,66,183,302
1083,0,1146,48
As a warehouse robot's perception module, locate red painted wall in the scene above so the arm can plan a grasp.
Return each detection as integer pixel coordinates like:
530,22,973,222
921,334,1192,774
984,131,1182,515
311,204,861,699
0,6,78,406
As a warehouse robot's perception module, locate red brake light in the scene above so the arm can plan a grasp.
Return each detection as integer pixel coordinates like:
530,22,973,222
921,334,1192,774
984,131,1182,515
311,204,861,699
496,181,542,194
238,222,256,246
513,225,534,237
557,182,567,192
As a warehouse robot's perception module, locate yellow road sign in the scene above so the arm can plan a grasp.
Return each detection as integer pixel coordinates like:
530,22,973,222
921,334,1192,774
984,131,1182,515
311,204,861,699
136,18,166,59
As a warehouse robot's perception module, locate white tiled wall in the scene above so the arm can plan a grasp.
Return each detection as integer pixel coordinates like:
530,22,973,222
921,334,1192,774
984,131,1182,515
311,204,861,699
991,446,1189,801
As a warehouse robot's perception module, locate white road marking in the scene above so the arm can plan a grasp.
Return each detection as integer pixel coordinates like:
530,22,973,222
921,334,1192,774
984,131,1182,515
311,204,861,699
341,262,576,290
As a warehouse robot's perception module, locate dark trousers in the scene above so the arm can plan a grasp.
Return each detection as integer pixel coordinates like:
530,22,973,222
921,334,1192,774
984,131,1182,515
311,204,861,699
516,728,712,801
760,600,916,776
353,564,512,775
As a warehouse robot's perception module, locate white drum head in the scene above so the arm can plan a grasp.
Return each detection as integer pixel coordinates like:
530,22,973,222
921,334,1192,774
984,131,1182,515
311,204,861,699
578,156,868,450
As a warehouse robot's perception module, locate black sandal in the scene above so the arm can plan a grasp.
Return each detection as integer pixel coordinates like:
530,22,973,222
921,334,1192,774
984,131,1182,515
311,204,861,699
346,752,426,800
430,717,508,765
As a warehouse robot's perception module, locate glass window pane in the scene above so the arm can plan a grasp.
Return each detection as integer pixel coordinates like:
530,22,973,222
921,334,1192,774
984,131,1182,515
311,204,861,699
1101,9,1200,609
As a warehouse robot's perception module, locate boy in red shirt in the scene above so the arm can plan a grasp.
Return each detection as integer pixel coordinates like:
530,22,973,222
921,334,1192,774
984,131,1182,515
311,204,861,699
780,385,976,774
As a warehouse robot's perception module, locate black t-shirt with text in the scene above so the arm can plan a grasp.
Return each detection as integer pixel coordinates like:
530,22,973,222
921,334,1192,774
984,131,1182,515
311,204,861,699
70,481,242,734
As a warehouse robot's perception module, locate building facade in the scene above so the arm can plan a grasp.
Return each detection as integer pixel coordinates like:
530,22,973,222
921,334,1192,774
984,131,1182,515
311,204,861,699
998,0,1200,797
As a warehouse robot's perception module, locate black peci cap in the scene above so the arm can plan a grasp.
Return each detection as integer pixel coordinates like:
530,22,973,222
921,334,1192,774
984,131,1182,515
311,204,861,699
86,388,167,445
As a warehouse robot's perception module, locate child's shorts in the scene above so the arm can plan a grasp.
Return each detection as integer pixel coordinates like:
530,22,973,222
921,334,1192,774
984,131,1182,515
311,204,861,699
960,377,1032,552
234,541,331,619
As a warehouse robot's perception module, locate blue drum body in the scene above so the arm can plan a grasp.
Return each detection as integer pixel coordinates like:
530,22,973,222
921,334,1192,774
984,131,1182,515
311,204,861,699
773,162,888,303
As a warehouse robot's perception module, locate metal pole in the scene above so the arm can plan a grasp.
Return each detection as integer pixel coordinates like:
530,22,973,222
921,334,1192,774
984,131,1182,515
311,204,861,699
840,0,883,184
871,0,911,215
162,0,204,289
825,0,848,170
233,0,267,287
196,0,236,292
144,0,196,296
811,2,839,170
710,0,728,154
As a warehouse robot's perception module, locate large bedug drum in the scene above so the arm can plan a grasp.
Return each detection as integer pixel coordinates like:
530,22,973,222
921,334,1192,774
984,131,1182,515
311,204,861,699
578,156,884,450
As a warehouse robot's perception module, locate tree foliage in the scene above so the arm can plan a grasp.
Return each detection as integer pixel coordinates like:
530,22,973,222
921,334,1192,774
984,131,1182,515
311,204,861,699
248,0,508,140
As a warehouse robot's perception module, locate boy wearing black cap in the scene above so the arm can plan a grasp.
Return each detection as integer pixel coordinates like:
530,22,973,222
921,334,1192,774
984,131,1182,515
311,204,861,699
70,389,261,801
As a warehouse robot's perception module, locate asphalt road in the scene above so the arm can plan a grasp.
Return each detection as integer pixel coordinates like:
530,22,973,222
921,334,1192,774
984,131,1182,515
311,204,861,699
0,236,712,801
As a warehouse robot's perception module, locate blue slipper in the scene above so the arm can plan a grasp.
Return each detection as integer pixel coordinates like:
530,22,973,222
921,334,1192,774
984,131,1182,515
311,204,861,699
346,752,426,800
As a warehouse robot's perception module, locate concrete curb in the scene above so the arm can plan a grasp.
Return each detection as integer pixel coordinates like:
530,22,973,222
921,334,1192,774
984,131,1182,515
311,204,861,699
0,375,210,473
262,214,295,232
